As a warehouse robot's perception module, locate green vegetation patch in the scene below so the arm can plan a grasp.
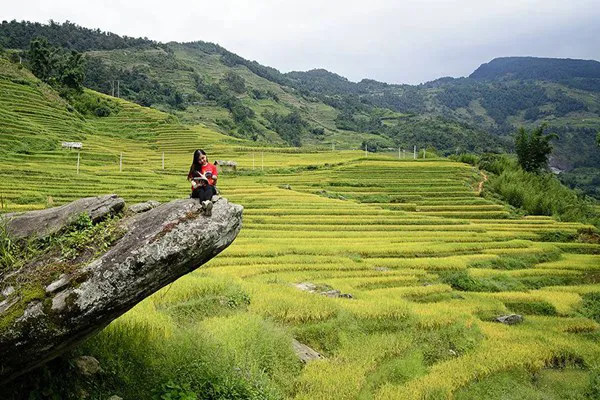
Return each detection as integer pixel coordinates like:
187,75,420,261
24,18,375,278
358,350,427,399
415,320,484,366
441,270,525,292
68,90,122,117
504,300,558,316
404,291,465,303
455,366,595,400
157,282,251,324
469,250,562,270
579,292,600,323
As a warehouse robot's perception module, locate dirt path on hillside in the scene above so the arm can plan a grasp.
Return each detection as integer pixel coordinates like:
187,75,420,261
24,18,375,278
476,171,488,195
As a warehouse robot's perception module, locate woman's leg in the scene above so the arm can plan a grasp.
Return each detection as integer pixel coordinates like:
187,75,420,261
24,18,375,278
197,186,214,202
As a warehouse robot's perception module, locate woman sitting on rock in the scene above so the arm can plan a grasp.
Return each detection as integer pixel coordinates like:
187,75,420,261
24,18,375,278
189,171,214,215
188,149,218,187
188,149,218,215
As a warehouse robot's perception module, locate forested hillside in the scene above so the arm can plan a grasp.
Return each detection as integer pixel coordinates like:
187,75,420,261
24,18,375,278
2,20,600,197
470,56,600,82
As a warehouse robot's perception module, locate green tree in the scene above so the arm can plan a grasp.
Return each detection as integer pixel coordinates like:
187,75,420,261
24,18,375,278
28,37,55,82
28,37,85,91
514,124,558,172
262,110,306,146
220,71,246,94
596,132,600,148
58,50,85,90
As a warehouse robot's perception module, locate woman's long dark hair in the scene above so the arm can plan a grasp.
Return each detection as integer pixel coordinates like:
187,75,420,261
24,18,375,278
187,149,206,179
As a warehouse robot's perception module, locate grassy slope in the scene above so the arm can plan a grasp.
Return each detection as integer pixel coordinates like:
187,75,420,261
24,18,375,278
86,44,385,149
1,59,600,399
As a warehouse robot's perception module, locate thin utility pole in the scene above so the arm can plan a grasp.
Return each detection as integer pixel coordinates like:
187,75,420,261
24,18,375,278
253,153,255,170
398,147,401,159
365,144,368,157
403,150,406,159
261,152,264,171
111,80,115,97
423,149,426,159
162,152,165,170
117,80,120,98
413,146,417,160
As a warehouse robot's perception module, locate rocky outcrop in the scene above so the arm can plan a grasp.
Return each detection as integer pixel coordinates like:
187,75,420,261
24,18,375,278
292,339,324,363
3,194,125,240
127,200,161,214
0,196,243,384
294,282,353,299
496,314,524,325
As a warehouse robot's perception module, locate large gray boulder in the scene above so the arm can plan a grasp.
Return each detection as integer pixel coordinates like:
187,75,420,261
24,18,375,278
3,194,125,240
0,196,243,384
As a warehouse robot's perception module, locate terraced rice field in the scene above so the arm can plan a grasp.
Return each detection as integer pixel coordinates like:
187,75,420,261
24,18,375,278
2,64,600,399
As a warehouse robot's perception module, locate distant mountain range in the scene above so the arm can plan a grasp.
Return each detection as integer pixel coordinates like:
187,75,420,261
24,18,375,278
470,56,600,81
1,20,599,197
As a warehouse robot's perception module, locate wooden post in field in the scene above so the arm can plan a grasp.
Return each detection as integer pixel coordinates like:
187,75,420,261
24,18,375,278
365,144,368,157
120,153,123,172
261,152,264,171
413,146,417,159
77,152,80,174
403,149,406,159
423,149,426,159
398,147,401,159
162,152,165,170
253,153,255,170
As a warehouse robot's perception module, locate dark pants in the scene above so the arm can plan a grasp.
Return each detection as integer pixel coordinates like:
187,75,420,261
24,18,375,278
191,185,215,201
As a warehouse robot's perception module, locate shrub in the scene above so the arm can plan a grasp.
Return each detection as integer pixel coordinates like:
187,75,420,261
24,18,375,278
504,300,557,316
0,223,17,272
579,292,600,323
440,270,525,292
486,167,599,226
449,153,479,166
478,153,514,175
469,251,561,270
69,91,120,117
94,105,111,117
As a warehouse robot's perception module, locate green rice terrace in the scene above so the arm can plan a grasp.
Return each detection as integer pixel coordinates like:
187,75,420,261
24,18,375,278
1,59,600,399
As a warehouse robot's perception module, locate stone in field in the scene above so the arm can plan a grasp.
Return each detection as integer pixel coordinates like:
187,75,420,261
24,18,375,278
292,339,324,363
496,314,524,325
295,282,317,292
75,355,102,376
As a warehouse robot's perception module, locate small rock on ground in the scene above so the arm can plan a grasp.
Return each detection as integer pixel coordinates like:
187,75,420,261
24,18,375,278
75,356,102,376
496,314,524,325
292,339,323,363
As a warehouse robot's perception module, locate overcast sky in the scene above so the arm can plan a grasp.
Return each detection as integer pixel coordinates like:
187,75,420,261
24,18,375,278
4,0,600,84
